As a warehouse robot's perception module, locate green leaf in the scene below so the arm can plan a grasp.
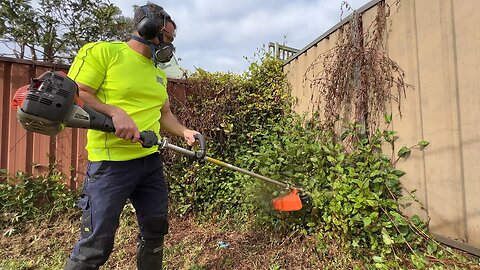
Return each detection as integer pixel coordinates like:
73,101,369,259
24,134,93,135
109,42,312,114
352,238,359,248
384,113,392,124
427,242,438,254
372,256,384,263
381,228,394,245
382,130,397,143
366,200,378,207
335,164,344,174
370,170,381,178
418,140,430,149
411,254,427,269
363,216,372,227
397,146,411,158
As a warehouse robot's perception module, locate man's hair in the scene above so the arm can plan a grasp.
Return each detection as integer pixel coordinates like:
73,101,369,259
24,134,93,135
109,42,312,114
133,2,176,31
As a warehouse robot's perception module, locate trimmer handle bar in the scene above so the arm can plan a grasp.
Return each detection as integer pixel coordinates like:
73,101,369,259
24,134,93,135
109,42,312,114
139,130,206,160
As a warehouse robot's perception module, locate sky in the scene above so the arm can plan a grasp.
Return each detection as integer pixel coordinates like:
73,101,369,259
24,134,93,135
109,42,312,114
111,0,372,73
0,0,372,73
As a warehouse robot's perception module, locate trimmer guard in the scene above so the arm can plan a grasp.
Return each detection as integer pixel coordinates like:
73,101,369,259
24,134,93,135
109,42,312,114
272,188,303,212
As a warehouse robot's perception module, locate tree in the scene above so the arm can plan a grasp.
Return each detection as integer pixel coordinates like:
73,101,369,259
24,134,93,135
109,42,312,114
0,0,133,63
0,0,39,59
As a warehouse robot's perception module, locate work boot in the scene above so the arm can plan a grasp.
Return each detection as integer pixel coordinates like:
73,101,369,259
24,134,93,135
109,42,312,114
64,258,97,270
137,236,164,270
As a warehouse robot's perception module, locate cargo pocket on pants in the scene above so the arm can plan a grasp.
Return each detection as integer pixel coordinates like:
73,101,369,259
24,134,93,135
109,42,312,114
75,194,92,238
86,161,109,184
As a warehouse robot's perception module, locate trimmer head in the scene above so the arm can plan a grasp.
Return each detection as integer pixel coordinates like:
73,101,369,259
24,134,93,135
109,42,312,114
271,188,310,212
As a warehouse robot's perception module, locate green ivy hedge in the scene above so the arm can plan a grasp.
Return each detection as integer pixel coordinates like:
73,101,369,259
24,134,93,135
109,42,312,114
164,53,475,268
165,53,294,218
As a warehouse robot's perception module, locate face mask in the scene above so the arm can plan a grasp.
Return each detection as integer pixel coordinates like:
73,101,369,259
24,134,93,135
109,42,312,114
132,35,175,64
153,32,175,63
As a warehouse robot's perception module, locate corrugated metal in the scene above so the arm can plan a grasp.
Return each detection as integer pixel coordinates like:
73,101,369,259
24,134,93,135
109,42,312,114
284,0,480,256
0,57,189,190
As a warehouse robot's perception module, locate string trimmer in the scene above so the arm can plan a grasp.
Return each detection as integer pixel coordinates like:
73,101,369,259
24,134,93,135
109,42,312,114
11,71,310,211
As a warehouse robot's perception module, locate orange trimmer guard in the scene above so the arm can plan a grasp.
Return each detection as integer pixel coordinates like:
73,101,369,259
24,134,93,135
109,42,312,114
272,188,303,212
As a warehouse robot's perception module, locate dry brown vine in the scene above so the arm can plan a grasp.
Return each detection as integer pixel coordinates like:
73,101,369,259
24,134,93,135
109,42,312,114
304,0,410,136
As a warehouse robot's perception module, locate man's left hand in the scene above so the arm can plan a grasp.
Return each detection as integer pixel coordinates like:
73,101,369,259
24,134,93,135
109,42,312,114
183,129,200,146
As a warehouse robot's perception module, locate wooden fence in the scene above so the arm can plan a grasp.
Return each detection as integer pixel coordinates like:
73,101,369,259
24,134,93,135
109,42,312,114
283,0,480,256
0,56,188,189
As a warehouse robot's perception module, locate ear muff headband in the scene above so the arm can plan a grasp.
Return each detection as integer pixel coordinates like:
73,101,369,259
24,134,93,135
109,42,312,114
137,5,160,40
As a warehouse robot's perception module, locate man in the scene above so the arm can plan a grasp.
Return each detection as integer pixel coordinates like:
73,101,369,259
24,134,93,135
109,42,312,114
64,2,198,269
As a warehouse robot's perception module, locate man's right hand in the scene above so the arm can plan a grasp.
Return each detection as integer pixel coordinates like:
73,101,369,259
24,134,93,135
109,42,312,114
111,107,140,142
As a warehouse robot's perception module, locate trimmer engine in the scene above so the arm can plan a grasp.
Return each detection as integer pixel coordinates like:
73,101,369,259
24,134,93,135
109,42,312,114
12,71,114,135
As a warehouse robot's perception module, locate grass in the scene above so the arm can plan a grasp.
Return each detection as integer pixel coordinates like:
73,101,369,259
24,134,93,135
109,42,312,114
2,206,479,270
0,207,350,270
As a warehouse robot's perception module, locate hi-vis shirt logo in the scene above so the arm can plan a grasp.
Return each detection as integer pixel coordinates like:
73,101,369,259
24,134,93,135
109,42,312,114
156,76,166,87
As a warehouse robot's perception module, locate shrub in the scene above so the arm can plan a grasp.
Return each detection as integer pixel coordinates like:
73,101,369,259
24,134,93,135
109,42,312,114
0,169,76,235
165,52,293,218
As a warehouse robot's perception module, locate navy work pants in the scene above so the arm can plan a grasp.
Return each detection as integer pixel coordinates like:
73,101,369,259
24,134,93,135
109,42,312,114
66,152,168,269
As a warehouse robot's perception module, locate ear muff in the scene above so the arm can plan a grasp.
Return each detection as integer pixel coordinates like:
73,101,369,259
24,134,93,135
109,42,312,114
137,5,159,40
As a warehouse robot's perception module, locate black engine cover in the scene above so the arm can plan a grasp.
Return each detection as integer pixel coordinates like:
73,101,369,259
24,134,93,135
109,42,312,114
21,71,77,122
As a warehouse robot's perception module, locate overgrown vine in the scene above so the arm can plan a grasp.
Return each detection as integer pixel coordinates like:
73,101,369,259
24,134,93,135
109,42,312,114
304,1,409,135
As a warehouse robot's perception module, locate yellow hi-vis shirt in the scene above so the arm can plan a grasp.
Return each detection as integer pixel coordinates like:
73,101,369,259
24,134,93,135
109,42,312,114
67,42,168,161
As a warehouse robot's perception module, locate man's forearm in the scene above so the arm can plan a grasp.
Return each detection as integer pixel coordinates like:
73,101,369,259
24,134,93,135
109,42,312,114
79,90,122,118
160,110,188,137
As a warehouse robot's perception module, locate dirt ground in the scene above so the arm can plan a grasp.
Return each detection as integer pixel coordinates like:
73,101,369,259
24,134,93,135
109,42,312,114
3,210,480,269
0,210,348,270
